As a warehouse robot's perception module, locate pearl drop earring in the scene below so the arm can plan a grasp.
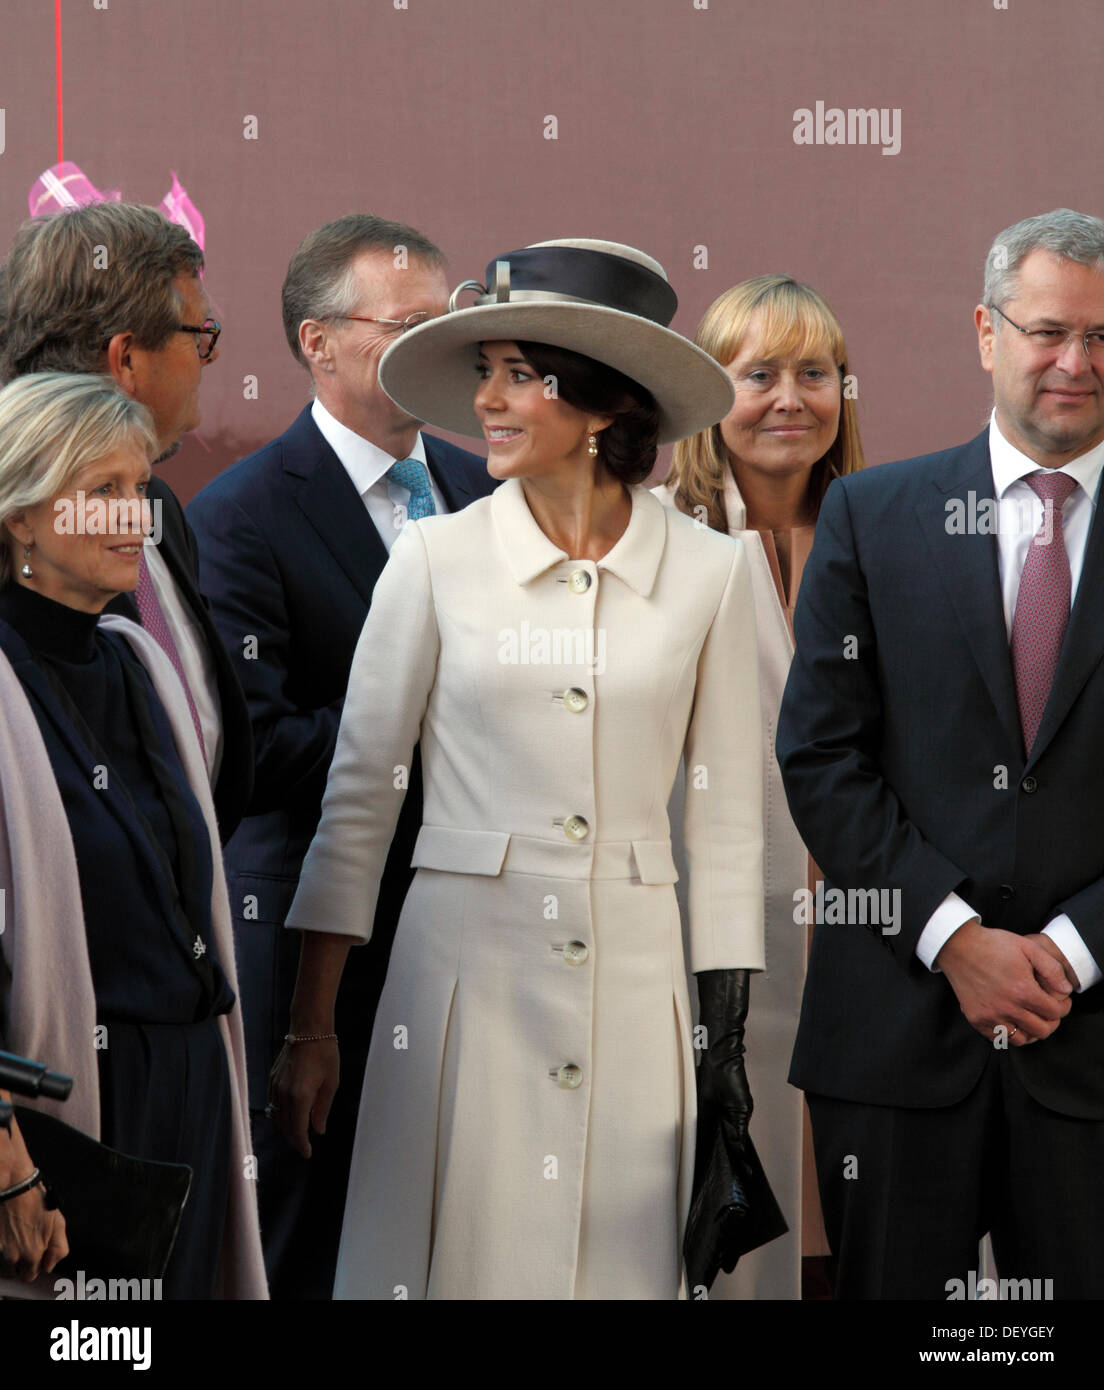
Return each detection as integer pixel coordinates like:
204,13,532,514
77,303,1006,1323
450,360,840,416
20,545,33,579
587,434,598,458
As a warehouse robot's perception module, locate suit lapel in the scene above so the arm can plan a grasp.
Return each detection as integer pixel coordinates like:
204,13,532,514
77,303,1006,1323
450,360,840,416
147,477,199,604
1028,474,1104,766
915,432,1023,752
283,408,389,606
424,434,485,513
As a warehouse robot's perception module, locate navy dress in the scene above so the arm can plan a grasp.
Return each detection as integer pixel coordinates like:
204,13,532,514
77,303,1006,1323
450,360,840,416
0,585,235,1299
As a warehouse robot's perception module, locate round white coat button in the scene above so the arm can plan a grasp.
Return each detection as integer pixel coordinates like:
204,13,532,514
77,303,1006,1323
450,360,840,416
563,687,588,713
562,940,589,966
568,569,592,594
556,1064,583,1089
563,815,590,841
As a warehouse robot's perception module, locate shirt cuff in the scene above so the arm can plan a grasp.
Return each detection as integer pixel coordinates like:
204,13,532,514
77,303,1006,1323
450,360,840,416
1042,916,1102,992
917,892,981,972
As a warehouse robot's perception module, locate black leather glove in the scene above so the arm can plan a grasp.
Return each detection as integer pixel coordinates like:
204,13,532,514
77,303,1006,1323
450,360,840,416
696,968,752,1160
686,969,787,1290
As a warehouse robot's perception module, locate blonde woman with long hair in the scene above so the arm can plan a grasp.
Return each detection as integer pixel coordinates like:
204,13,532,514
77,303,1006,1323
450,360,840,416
655,274,865,1300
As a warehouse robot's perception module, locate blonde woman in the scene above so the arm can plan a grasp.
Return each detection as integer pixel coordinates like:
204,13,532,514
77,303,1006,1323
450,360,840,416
656,274,865,1299
0,373,265,1298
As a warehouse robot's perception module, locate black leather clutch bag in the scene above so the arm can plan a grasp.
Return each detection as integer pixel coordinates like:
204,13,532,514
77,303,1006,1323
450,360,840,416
14,1106,193,1282
683,1126,789,1294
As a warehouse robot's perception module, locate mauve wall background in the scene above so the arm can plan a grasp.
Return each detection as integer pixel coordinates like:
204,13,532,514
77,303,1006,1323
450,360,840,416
1,0,1102,502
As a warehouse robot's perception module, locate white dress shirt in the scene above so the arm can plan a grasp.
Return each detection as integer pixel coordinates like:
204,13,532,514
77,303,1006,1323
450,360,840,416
311,399,447,551
142,541,223,785
916,412,1104,990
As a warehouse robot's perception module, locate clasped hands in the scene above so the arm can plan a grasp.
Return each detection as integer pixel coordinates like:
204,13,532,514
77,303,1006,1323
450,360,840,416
935,921,1078,1047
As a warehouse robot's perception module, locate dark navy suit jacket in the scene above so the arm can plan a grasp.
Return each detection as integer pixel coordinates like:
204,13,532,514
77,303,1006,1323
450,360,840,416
778,430,1104,1119
105,475,254,844
187,405,494,1106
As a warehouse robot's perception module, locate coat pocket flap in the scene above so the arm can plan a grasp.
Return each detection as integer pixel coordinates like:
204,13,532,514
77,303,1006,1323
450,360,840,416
230,872,301,925
411,826,511,876
631,839,679,884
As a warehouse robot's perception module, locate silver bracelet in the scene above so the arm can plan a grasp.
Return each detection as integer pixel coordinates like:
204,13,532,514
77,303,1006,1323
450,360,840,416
0,1167,42,1203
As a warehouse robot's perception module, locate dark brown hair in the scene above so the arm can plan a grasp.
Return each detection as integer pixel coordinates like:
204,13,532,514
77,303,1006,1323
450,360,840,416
0,204,204,383
515,341,659,484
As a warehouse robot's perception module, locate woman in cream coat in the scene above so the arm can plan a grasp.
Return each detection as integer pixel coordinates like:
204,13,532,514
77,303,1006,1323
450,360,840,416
657,275,865,1300
273,240,765,1300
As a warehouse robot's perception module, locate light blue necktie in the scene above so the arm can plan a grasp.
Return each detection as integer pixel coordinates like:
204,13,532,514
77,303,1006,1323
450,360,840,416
387,457,437,520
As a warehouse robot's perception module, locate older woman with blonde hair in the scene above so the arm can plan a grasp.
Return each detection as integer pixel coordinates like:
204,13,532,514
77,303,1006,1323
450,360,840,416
0,372,265,1298
656,273,865,1300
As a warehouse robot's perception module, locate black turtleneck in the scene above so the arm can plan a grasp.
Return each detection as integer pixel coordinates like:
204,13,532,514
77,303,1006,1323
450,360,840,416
0,581,100,660
0,580,236,1300
0,581,232,1025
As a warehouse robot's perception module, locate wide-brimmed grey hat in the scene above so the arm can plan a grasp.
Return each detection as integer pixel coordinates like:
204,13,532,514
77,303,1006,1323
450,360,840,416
377,238,735,445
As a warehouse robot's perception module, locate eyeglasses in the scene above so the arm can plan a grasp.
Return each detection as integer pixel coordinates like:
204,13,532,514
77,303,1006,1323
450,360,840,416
332,311,430,334
988,303,1104,360
177,318,221,359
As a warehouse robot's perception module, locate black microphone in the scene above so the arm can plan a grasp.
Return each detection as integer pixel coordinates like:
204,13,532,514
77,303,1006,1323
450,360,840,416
0,1049,72,1105
0,1050,72,1130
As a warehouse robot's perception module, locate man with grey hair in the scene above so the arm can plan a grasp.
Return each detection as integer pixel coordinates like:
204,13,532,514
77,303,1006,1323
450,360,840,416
0,203,253,842
187,213,493,1298
778,208,1104,1298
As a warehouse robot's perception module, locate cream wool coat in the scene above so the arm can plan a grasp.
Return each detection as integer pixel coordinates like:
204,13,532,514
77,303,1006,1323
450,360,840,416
286,477,765,1300
655,474,811,1300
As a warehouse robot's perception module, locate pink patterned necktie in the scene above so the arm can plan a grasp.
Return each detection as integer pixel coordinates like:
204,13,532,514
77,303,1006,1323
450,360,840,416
134,554,208,763
1010,470,1078,756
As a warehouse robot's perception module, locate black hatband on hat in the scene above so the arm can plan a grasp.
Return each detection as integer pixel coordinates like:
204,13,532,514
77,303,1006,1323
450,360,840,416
472,246,679,327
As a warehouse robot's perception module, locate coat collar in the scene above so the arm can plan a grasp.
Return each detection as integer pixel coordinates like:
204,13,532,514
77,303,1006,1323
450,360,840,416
653,472,750,535
491,477,667,596
722,467,748,533
723,464,820,537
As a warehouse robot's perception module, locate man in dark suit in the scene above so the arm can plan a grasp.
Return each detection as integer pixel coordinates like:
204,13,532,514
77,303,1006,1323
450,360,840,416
187,213,494,1299
0,202,252,842
778,208,1104,1300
